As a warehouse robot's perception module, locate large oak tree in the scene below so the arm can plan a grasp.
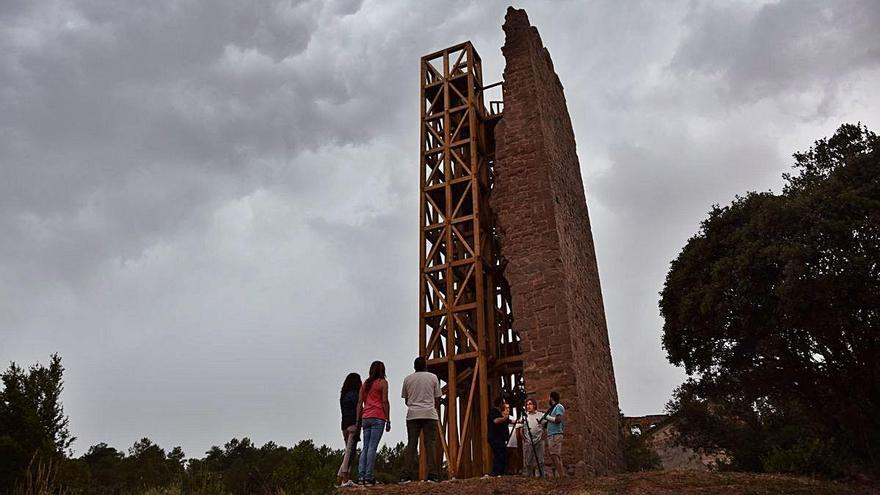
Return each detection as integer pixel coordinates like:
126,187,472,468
660,124,879,475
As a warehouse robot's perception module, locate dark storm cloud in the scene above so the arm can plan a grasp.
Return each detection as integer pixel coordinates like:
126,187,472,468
1,0,878,457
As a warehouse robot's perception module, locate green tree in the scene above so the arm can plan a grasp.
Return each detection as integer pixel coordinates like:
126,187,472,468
373,442,405,483
660,123,879,475
194,437,343,494
0,353,74,490
122,438,183,491
79,442,126,493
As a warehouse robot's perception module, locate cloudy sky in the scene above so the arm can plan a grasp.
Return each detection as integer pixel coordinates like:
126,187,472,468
2,0,879,458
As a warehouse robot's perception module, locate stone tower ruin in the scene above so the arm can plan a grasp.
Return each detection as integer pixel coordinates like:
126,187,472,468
418,7,623,477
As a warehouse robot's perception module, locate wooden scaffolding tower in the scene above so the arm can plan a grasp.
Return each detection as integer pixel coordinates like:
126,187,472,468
419,41,524,479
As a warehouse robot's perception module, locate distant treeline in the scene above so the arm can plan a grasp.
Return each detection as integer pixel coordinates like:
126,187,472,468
50,436,403,495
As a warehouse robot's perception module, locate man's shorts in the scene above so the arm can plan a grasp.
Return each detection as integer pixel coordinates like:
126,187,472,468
547,434,563,457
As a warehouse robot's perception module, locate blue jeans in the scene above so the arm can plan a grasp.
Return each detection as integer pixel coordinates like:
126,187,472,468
358,418,385,480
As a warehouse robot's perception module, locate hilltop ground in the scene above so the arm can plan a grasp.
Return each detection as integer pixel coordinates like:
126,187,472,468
337,471,878,495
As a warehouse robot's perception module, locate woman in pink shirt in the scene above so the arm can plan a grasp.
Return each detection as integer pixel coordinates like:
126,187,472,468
356,361,390,485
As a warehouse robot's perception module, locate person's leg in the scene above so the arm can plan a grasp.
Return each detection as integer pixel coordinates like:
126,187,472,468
422,420,439,480
348,425,360,477
401,419,420,480
338,428,354,481
506,447,519,475
545,435,555,477
363,419,385,481
535,440,546,477
357,423,372,481
490,441,506,476
337,429,347,482
553,453,564,477
361,420,376,481
522,441,534,476
550,435,565,477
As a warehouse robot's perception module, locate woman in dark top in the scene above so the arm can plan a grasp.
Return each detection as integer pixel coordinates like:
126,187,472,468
337,372,362,486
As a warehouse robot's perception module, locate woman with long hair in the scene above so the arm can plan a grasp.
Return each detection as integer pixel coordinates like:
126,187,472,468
356,361,390,485
337,372,362,487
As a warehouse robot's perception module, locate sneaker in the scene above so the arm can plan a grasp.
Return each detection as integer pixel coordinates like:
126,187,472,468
365,479,377,486
426,477,440,483
398,478,412,484
340,480,356,487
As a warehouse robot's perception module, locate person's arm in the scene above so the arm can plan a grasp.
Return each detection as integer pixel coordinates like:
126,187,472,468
493,408,509,424
355,384,365,426
382,380,391,431
434,375,442,410
401,378,408,406
550,405,564,424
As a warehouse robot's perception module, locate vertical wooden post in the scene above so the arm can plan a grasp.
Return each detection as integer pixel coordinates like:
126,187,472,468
441,48,459,478
419,56,427,361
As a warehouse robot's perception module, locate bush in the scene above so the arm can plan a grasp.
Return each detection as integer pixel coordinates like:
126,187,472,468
624,434,662,472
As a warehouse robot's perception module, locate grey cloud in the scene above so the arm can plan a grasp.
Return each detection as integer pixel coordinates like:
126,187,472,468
671,0,880,104
0,0,395,295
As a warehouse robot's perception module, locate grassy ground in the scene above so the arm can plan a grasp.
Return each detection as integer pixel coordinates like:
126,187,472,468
338,471,878,495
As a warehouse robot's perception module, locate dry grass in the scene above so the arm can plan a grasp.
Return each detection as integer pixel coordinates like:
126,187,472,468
12,456,67,495
340,471,878,495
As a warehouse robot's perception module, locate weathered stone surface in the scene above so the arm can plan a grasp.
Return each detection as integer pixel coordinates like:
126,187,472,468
492,7,624,475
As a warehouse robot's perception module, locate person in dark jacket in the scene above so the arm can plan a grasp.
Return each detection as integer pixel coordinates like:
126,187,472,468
487,397,512,476
337,373,362,486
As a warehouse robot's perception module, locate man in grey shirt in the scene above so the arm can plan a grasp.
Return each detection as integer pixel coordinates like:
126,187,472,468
399,356,441,482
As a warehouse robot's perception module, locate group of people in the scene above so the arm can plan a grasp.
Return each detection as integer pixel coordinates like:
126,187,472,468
488,392,566,478
337,360,392,487
336,357,566,487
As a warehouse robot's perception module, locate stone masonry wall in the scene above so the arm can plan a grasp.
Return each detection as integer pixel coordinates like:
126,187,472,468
491,7,624,475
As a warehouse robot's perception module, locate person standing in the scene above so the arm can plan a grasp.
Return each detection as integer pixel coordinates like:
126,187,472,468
520,398,546,477
544,391,566,477
337,373,362,487
399,357,441,483
356,361,390,486
506,414,522,475
487,398,512,476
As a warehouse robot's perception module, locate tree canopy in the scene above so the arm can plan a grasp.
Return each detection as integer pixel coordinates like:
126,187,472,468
660,123,880,475
0,353,73,488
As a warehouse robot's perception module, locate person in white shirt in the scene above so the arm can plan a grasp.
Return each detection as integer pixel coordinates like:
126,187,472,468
520,398,547,477
399,357,442,482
